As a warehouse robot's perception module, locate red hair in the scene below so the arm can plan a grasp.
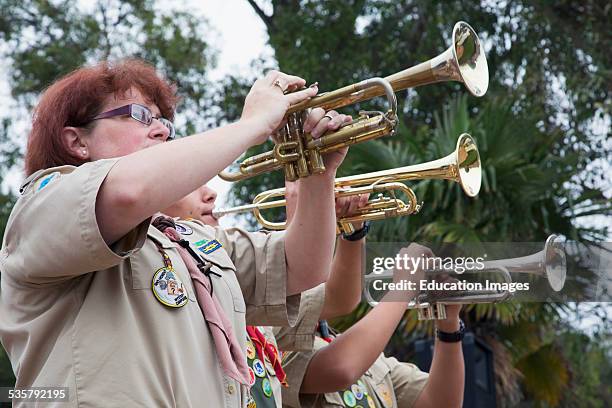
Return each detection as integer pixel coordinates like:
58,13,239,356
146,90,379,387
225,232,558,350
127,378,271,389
25,59,179,176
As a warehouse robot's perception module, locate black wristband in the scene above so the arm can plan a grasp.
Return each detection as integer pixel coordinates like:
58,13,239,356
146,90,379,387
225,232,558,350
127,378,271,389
341,221,371,241
436,319,465,343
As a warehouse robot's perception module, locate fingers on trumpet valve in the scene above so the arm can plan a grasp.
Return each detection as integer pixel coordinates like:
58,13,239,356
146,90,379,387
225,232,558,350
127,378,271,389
304,108,352,138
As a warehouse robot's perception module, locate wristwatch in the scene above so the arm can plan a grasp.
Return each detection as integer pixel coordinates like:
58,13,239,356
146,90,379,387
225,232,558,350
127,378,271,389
341,221,371,241
436,319,465,343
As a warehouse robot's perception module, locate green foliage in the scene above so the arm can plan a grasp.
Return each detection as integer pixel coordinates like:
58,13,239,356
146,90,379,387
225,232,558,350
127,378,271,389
0,0,216,133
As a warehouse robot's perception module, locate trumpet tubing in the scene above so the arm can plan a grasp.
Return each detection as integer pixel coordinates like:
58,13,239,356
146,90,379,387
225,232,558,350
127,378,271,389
219,21,489,182
213,134,481,234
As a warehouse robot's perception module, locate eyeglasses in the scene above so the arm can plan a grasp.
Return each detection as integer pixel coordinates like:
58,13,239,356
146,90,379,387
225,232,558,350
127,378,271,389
91,103,175,140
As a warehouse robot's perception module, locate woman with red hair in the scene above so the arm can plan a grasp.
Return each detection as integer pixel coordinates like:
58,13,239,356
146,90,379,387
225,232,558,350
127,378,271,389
0,59,350,407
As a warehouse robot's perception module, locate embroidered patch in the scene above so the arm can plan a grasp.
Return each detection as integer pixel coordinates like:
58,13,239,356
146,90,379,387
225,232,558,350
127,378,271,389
196,239,222,254
262,378,273,398
252,359,266,378
342,390,357,407
175,223,193,235
151,267,188,308
35,172,61,192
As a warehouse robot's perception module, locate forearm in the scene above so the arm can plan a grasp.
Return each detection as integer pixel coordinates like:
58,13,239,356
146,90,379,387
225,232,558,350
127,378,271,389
301,293,412,393
284,173,336,295
321,237,364,319
97,119,266,243
415,319,465,408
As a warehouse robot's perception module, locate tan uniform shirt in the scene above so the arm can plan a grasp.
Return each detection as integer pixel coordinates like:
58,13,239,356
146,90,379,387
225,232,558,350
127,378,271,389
0,159,299,408
280,286,429,408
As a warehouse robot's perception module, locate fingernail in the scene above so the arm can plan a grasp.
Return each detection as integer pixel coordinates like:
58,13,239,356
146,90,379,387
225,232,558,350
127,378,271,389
309,82,319,89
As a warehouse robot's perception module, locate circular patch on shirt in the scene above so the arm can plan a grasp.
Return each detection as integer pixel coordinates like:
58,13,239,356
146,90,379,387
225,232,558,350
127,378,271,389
343,390,357,407
248,368,256,387
264,357,276,377
378,385,393,406
262,378,273,398
151,267,188,308
246,341,256,360
366,395,376,408
246,394,257,408
175,223,193,235
357,379,366,391
252,359,266,378
351,384,365,400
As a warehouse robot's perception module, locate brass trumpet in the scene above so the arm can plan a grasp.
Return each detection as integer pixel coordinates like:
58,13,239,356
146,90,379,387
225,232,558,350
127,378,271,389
213,133,481,234
219,21,489,182
363,235,567,320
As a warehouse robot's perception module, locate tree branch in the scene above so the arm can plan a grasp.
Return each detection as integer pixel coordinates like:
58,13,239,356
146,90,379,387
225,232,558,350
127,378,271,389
246,0,274,32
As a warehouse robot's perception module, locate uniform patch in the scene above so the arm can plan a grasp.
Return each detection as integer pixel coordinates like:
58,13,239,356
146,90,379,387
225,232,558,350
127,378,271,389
175,223,193,235
195,239,222,254
252,359,266,378
264,357,276,377
351,384,364,400
261,378,272,398
366,395,376,408
246,341,256,360
151,267,188,308
378,385,393,406
343,390,357,407
35,172,61,192
248,368,256,387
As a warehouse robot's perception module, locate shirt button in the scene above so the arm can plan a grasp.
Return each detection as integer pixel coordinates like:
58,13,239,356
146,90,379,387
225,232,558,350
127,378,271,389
228,384,235,394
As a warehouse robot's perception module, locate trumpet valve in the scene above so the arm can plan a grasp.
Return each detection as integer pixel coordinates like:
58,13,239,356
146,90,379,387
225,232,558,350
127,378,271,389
417,304,447,321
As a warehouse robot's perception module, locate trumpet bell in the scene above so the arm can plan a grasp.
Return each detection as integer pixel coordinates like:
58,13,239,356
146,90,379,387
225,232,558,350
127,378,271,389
544,235,566,292
450,21,489,97
456,133,482,197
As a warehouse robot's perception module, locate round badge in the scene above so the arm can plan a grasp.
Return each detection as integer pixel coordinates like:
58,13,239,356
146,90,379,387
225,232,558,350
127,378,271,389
252,359,266,378
248,367,256,386
175,223,193,235
265,358,276,377
351,384,364,400
262,378,273,398
246,341,256,360
246,394,257,408
366,395,376,408
343,390,357,407
358,379,366,390
151,267,188,308
379,386,393,406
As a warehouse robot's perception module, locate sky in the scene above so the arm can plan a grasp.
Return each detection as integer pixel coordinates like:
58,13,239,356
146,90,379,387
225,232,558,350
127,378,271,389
191,0,273,224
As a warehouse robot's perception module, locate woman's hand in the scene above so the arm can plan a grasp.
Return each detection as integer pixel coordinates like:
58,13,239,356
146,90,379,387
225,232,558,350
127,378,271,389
240,70,318,144
303,108,353,174
335,193,369,230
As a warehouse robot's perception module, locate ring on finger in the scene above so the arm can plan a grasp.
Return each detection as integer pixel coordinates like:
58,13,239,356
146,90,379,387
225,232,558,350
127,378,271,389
323,113,334,121
273,79,286,93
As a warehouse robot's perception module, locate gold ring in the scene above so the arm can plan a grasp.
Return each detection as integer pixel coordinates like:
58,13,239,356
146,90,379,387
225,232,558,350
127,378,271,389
324,114,334,120
273,79,285,92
